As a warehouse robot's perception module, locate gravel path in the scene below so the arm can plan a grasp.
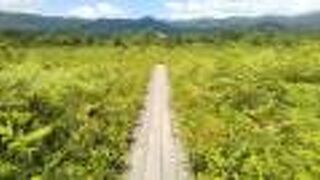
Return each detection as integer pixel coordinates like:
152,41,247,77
128,65,189,180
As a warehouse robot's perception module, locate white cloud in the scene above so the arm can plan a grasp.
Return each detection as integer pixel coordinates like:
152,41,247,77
165,0,320,19
67,2,128,19
0,0,40,13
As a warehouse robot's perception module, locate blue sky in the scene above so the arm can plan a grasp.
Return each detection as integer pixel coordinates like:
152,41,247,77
0,0,320,19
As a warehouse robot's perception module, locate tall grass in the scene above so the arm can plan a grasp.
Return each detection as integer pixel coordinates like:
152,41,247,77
0,46,157,179
169,42,320,179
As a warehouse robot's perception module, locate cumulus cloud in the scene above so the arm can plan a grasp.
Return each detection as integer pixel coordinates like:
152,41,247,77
68,2,128,19
0,0,40,13
165,0,320,19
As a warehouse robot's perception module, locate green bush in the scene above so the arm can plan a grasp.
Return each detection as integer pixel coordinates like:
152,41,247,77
0,46,155,179
170,42,320,179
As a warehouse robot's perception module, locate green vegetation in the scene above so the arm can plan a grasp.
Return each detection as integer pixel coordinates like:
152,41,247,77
169,41,320,179
2,26,320,180
0,45,159,179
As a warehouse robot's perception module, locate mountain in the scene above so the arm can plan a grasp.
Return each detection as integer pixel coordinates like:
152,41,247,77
171,12,320,33
0,12,86,32
0,12,172,35
82,17,173,35
1,11,320,36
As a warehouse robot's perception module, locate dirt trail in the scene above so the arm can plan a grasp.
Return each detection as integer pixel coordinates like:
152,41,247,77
128,65,189,180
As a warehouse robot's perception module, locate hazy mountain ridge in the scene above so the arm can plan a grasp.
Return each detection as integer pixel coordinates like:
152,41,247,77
0,11,320,35
171,12,320,32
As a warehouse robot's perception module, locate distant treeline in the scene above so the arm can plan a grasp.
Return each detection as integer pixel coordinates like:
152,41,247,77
2,11,320,47
1,28,320,47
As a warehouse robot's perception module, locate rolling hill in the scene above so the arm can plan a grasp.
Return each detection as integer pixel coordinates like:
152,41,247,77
0,11,320,36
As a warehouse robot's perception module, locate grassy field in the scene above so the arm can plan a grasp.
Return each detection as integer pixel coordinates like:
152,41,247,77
0,45,161,179
169,41,320,179
1,41,320,179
